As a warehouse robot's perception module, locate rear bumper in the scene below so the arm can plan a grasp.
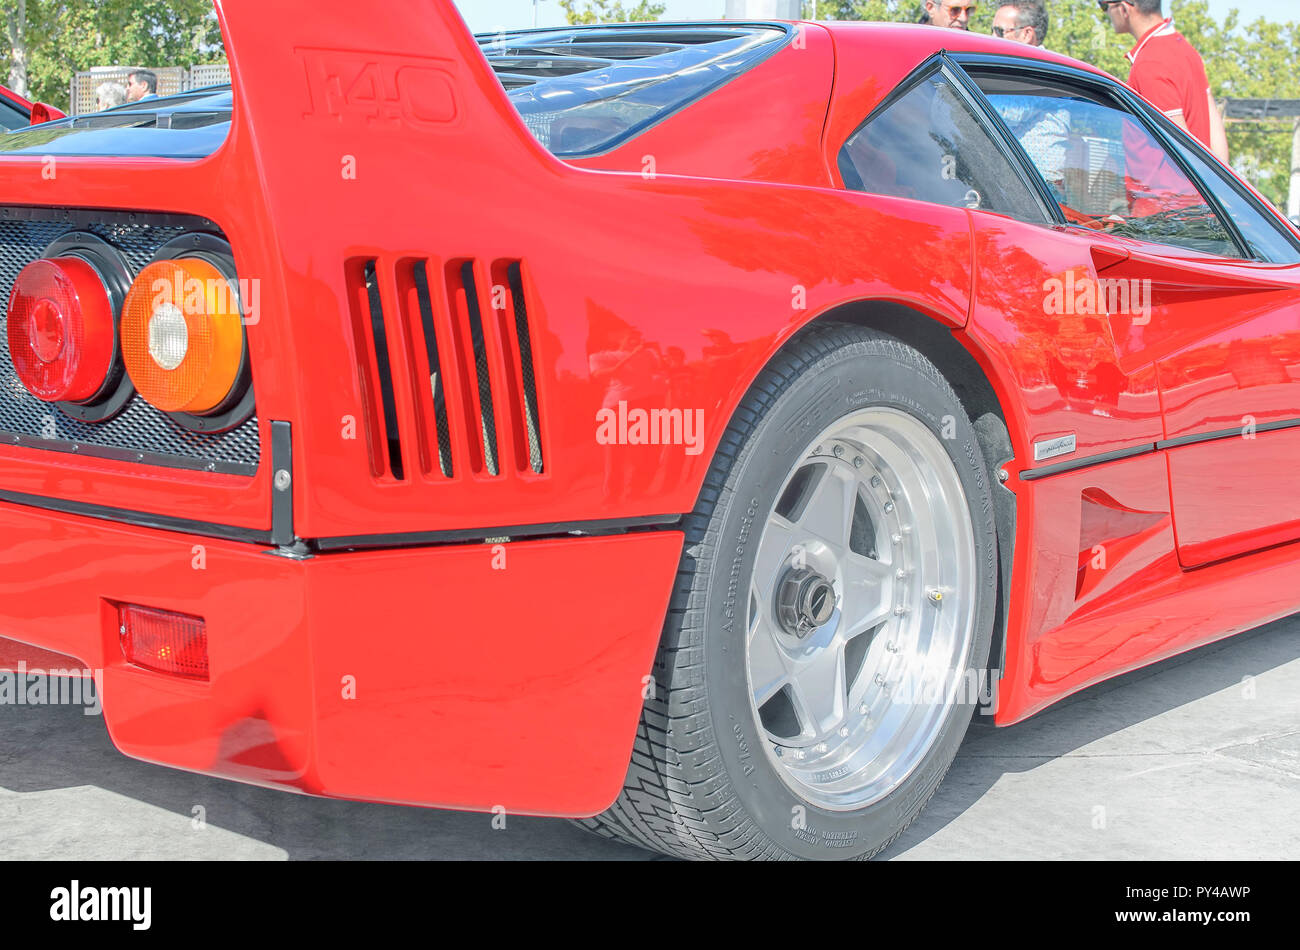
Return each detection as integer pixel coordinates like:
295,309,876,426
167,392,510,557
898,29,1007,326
0,499,682,817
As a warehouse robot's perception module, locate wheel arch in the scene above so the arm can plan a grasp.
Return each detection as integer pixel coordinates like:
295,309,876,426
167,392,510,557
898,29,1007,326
731,299,1019,695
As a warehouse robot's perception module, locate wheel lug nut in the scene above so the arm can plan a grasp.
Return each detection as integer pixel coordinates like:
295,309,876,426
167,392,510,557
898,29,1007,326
927,588,944,604
838,727,849,738
854,456,865,469
886,640,899,652
893,605,907,616
884,501,895,513
858,704,869,715
895,568,907,579
870,475,882,488
833,444,844,458
891,533,902,544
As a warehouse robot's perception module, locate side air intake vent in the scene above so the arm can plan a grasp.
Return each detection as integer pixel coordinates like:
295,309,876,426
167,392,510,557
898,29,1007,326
344,256,546,483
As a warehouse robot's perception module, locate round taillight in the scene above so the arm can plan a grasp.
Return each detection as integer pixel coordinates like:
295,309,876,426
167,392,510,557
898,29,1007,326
6,257,116,403
120,258,245,414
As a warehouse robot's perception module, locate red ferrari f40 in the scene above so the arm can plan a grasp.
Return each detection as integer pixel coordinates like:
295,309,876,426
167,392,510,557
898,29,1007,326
1,1,1298,860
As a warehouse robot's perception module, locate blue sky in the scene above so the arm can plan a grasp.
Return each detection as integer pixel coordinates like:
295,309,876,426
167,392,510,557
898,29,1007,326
454,1,1284,32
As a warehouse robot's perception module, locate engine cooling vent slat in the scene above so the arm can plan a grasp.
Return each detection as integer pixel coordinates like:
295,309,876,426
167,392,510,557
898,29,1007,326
346,256,546,483
502,261,544,474
344,258,405,481
449,260,501,477
409,261,455,478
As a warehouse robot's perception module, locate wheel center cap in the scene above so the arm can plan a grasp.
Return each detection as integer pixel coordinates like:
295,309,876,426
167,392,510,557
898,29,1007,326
776,567,836,639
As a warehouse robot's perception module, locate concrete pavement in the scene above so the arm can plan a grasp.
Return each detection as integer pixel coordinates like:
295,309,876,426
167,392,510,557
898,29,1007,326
1,616,1296,860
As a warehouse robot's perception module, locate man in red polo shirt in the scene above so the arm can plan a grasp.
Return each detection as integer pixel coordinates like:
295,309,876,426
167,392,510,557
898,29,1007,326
1103,0,1230,163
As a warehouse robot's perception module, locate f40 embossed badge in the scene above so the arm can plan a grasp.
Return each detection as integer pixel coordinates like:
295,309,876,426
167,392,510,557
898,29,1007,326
297,48,460,130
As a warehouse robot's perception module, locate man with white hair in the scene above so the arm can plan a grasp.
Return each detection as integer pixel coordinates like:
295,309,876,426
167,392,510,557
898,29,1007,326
96,82,128,112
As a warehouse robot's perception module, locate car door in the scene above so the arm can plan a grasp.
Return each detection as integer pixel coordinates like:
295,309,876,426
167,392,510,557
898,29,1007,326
964,60,1300,569
843,56,1177,463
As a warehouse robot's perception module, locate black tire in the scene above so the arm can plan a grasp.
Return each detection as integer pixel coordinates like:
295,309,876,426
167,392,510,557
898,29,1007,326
579,324,998,860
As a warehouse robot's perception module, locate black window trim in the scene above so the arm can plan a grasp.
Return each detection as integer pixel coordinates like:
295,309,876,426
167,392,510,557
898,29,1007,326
1140,98,1300,264
949,52,1261,263
835,52,1057,226
940,52,1065,227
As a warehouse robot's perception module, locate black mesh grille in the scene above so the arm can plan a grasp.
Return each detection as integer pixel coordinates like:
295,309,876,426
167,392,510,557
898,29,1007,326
0,208,260,475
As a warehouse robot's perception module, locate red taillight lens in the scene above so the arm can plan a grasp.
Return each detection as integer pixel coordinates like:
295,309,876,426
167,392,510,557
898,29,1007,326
7,257,116,402
118,605,209,681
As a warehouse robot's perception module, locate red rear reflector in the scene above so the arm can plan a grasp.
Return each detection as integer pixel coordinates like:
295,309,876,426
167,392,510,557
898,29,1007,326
118,605,209,681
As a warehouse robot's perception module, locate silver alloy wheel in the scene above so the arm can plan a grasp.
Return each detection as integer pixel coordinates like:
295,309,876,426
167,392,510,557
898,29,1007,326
744,407,977,811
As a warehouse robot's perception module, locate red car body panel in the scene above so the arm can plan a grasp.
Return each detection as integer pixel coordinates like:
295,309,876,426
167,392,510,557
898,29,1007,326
0,500,683,814
0,84,66,123
0,85,31,116
1,1,1297,814
572,23,837,186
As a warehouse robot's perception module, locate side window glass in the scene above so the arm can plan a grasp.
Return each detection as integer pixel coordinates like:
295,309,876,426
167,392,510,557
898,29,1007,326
837,69,1047,223
1168,137,1300,264
972,72,1242,258
0,99,28,131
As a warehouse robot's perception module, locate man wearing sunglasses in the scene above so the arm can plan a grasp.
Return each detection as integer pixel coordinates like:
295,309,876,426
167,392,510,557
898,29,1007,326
992,0,1047,47
1102,0,1230,162
989,2,1067,194
920,0,977,29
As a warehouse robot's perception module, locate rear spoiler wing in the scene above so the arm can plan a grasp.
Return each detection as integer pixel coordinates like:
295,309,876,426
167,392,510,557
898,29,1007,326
217,0,555,257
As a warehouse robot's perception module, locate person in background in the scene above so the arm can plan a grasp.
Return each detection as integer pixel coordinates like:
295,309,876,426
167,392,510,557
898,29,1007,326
1102,0,1230,163
921,0,977,29
989,2,1068,193
96,82,128,112
992,0,1048,47
125,69,158,103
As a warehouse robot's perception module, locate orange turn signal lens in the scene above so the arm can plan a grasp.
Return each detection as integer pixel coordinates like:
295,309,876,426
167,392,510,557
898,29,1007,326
120,258,244,414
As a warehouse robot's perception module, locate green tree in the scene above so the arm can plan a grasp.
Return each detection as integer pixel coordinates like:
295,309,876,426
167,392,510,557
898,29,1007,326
1,0,223,110
810,1,924,21
2,0,59,98
558,0,666,24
